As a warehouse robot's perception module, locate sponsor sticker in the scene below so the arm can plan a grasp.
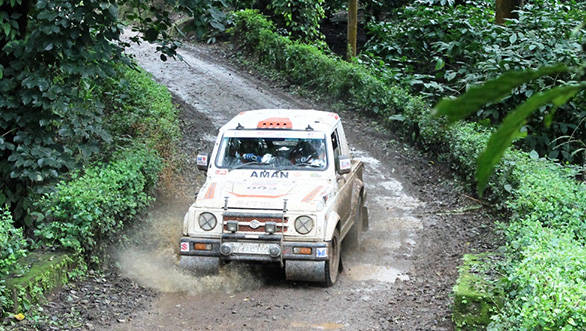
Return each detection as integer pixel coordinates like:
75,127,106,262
316,247,327,258
339,158,351,171
196,154,208,166
180,242,189,252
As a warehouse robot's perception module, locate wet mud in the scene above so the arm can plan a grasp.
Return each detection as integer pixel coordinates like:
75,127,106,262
11,41,498,330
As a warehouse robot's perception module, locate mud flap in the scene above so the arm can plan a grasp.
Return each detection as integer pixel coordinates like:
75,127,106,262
285,260,326,283
179,256,220,275
362,206,369,231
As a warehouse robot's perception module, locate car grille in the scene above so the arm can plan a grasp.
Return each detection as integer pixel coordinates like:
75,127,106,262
223,215,288,233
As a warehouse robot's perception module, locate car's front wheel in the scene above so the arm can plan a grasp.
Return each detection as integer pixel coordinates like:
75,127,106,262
324,229,341,286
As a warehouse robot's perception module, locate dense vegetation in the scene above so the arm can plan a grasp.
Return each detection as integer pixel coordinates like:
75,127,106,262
230,8,585,329
0,0,181,313
359,0,585,164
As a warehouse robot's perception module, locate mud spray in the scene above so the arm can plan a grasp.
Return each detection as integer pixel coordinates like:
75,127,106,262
114,203,262,295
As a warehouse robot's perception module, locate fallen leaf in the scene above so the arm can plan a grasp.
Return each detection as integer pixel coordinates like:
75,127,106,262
14,313,25,321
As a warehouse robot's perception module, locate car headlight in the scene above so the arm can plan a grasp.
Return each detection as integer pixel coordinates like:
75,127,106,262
294,216,314,234
198,212,217,231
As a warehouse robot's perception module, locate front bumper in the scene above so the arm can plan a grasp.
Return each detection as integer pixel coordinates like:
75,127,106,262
179,236,329,263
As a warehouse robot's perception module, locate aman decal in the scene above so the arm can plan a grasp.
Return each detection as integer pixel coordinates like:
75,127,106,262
250,171,289,178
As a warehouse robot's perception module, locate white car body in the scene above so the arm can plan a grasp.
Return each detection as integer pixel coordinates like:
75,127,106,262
180,109,367,285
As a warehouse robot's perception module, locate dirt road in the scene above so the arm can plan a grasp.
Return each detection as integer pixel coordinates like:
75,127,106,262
15,41,496,331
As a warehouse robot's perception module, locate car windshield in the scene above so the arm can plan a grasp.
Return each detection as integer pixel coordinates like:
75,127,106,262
216,136,328,170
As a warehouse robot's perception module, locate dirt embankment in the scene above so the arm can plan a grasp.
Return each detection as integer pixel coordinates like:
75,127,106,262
8,42,498,331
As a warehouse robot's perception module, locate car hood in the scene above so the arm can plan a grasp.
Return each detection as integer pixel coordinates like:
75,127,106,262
195,174,333,212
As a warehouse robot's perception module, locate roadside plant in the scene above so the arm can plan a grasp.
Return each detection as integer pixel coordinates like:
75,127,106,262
0,208,28,277
361,0,585,164
434,65,585,196
34,148,162,256
176,0,232,43
267,0,326,43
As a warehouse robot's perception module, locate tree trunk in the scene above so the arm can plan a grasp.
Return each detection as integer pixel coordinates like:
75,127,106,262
495,0,524,25
347,0,357,59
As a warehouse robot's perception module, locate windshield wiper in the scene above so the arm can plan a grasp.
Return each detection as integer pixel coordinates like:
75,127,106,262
229,161,269,172
291,162,322,168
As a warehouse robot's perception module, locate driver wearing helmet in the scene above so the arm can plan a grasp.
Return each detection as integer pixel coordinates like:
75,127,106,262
291,140,325,167
236,139,262,163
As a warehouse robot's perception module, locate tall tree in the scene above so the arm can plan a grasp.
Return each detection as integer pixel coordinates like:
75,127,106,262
347,0,357,58
0,0,181,226
495,0,524,25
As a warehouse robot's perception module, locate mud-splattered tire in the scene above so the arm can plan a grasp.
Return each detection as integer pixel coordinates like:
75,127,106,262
324,229,341,287
179,256,220,275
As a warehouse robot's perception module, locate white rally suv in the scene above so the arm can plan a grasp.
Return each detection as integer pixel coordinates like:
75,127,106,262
180,109,367,286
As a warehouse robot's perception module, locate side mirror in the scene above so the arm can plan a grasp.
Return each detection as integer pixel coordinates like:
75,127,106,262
337,155,352,174
196,152,210,171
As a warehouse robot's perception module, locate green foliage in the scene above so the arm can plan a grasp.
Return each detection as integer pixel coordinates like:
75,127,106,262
507,158,586,243
231,9,410,116
102,65,180,158
435,65,585,195
176,0,231,43
0,207,28,310
361,0,586,163
230,10,586,328
434,65,570,122
267,0,325,42
492,228,586,330
0,0,181,226
0,208,28,277
34,148,162,255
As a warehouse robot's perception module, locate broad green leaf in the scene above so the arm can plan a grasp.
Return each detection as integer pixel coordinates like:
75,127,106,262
509,33,517,43
475,83,585,196
433,65,568,122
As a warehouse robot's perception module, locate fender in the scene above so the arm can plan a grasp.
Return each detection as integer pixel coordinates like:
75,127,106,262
182,213,189,236
352,178,364,207
324,210,341,241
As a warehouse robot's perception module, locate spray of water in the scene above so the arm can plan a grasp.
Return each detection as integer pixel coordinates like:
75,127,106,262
115,201,262,295
118,249,262,294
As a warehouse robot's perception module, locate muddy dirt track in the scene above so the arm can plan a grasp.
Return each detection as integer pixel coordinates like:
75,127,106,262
11,42,497,331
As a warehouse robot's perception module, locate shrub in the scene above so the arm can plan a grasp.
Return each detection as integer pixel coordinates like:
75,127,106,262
102,66,180,160
34,147,162,256
361,0,586,164
268,0,325,43
0,208,28,277
493,227,586,330
0,208,28,309
508,158,586,242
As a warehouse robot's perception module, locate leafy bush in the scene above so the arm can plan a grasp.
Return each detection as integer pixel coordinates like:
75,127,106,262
231,10,417,117
506,153,586,242
230,10,586,328
102,66,180,159
0,208,28,310
493,227,586,330
176,0,232,43
0,208,28,277
361,0,586,163
34,148,162,255
267,0,325,42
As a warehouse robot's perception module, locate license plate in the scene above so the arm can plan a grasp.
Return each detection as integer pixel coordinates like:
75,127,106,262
231,242,272,255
